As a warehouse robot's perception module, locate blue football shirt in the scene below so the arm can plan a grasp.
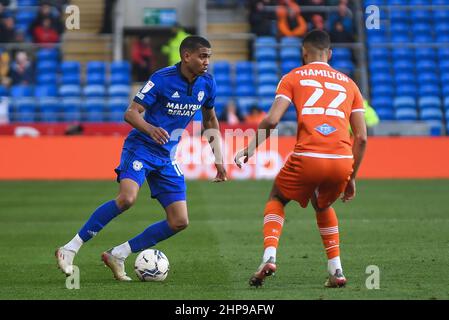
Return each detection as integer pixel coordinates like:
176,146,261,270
128,63,216,159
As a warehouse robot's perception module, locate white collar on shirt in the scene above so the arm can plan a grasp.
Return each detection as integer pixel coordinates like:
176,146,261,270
308,62,330,66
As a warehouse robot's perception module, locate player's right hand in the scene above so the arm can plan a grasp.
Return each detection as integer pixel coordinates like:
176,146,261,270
341,178,356,203
148,126,170,145
234,148,250,169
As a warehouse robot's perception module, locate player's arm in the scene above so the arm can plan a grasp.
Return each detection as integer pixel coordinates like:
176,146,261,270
342,110,367,202
201,106,227,182
124,101,169,145
234,96,290,168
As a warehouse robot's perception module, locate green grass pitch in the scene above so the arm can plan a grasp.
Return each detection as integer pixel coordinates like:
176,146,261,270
0,180,448,300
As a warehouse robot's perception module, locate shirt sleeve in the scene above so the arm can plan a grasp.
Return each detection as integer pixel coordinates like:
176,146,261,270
133,73,162,109
351,85,365,113
275,75,294,103
203,77,216,109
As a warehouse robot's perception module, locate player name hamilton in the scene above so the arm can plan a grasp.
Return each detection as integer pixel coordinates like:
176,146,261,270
175,304,275,317
166,102,202,116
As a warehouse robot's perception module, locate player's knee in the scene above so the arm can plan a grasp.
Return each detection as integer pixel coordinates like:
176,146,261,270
116,193,137,211
168,218,189,232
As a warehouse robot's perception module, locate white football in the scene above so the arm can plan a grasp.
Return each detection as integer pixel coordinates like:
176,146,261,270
134,249,169,282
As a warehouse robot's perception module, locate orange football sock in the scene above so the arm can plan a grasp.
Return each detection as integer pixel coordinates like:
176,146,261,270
316,207,340,259
263,200,285,249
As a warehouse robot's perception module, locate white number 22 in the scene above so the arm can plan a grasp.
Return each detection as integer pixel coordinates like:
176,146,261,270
301,79,347,109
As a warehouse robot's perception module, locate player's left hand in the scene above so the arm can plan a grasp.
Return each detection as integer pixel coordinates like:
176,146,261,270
213,164,227,182
341,178,356,202
234,148,252,169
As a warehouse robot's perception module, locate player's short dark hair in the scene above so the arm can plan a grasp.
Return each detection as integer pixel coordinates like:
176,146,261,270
179,36,211,56
303,29,331,51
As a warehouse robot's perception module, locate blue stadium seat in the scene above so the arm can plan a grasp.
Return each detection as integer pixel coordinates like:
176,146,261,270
108,84,130,98
368,47,390,61
36,73,58,85
418,96,442,110
433,10,449,22
396,84,418,97
38,97,60,122
59,84,81,97
36,48,59,62
254,36,277,47
393,60,415,73
258,73,279,86
255,47,277,61
108,97,128,122
425,120,444,136
83,84,106,97
110,72,131,85
372,96,392,110
61,74,81,85
235,61,254,75
411,23,432,34
257,84,277,98
214,73,231,87
411,10,432,23
391,34,410,43
364,0,386,5
442,85,449,97
61,97,82,121
235,73,255,85
280,37,301,48
392,48,413,61
235,84,256,97
395,108,418,121
371,73,393,86
394,72,416,86
376,107,395,120
212,61,231,75
332,48,352,61
279,47,300,60
236,96,258,114
369,60,390,74
10,85,33,97
421,108,443,121
61,61,81,75
15,10,37,27
415,48,436,61
213,97,228,116
17,0,39,5
444,98,449,111
216,84,232,98
410,0,428,4
433,0,449,4
445,109,449,123
438,48,449,61
86,73,106,85
439,60,449,74
419,85,440,97
0,85,9,97
257,61,278,75
282,108,297,122
34,85,58,97
371,84,394,98
434,23,449,35
417,72,439,85
332,60,354,75
393,96,416,110
86,61,106,74
110,61,131,74
436,34,449,43
390,9,408,22
389,0,407,5
281,60,301,75
83,98,105,122
36,60,58,74
13,97,36,122
390,22,409,34
416,60,437,73
366,33,388,43
259,97,273,111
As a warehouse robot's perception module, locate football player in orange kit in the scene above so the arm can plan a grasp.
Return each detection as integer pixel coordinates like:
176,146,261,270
235,30,367,288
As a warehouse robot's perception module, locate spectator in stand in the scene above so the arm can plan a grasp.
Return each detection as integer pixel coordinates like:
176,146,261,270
131,36,155,82
276,0,307,37
329,20,353,43
100,0,116,34
9,51,34,85
161,24,190,66
218,100,244,124
329,2,353,34
310,14,326,31
0,1,11,20
29,2,64,37
0,15,20,43
0,48,11,86
248,0,276,36
245,105,266,125
297,0,326,22
32,17,60,45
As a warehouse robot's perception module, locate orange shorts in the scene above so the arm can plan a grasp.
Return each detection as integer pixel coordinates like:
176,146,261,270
275,154,354,208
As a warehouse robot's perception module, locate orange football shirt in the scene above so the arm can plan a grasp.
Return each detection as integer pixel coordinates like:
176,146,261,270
276,62,365,157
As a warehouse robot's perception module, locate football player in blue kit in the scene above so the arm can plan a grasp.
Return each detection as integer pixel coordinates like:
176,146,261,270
56,36,227,281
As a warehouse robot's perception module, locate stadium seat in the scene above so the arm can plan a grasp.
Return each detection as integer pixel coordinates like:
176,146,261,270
235,61,254,75
257,84,277,98
0,85,9,97
438,48,449,61
332,60,354,75
369,60,391,74
393,96,416,110
61,74,81,85
439,60,449,74
254,36,277,48
410,0,428,4
392,48,413,61
36,73,58,85
419,85,440,97
416,60,438,73
368,47,390,61
371,73,393,86
421,108,443,121
235,84,256,97
14,97,36,122
110,72,131,85
38,97,60,122
332,48,352,61
442,85,449,97
417,72,439,85
59,85,81,97
83,84,106,97
212,61,231,75
110,61,131,74
86,73,106,85
371,85,394,98
36,48,59,62
280,47,300,60
36,61,58,74
425,120,444,136
393,60,415,73
108,98,128,122
83,98,106,122
411,10,432,23
255,47,277,61
394,72,416,86
372,96,392,110
108,84,130,98
282,108,297,122
257,61,278,75
390,10,408,23
411,23,432,35
396,84,418,97
444,97,449,111
445,109,449,122
281,60,301,75
259,97,273,111
391,34,410,43
395,108,418,121
61,61,81,75
213,97,228,117
86,61,106,74
216,84,232,98
34,85,58,97
280,37,301,48
61,97,82,121
418,96,442,110
376,107,395,120
235,72,255,86
258,73,279,86
10,85,33,97
236,96,258,114
433,10,449,22
390,22,409,34
214,73,231,87
415,48,436,61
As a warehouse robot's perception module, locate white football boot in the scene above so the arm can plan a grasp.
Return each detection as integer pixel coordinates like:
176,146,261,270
249,256,277,287
55,247,76,276
325,269,347,288
101,249,132,281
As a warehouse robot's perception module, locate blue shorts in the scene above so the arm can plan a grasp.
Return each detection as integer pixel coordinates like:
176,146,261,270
114,144,186,208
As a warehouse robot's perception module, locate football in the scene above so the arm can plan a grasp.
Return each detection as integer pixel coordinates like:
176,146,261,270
134,249,170,282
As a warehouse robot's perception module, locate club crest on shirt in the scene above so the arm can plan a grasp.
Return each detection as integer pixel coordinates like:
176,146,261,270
132,160,143,171
315,123,337,136
198,91,204,102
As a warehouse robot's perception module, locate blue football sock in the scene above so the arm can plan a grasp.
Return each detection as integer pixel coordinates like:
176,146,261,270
78,200,122,242
128,220,176,252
